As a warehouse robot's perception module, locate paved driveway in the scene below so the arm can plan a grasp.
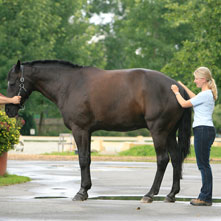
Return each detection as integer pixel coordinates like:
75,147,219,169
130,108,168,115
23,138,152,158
0,160,221,220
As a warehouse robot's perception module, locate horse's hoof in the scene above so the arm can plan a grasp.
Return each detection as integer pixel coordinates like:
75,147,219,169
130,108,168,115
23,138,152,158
140,196,153,203
164,196,175,203
72,192,88,201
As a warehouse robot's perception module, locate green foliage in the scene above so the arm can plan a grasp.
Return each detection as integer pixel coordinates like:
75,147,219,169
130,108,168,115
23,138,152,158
187,145,221,159
43,151,100,156
0,173,31,186
0,0,220,135
0,0,59,86
210,146,221,159
119,145,156,156
95,0,192,70
52,0,106,68
119,144,221,159
0,110,20,155
213,104,221,134
43,151,75,156
0,0,106,128
18,111,37,135
162,0,221,101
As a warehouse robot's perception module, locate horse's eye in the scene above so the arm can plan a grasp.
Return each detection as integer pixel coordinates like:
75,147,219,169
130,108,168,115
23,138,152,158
9,82,15,87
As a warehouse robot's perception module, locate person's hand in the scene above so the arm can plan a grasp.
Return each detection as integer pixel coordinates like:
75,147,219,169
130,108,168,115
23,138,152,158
171,84,179,94
11,96,21,104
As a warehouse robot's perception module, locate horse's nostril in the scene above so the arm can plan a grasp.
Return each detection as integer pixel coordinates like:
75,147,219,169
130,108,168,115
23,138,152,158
5,105,14,117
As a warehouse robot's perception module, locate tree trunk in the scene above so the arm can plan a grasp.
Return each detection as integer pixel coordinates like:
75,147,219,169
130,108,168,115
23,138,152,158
38,111,44,135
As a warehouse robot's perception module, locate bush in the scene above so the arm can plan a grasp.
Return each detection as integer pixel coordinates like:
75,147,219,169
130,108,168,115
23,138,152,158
0,110,20,155
18,112,36,135
118,145,156,156
213,104,221,135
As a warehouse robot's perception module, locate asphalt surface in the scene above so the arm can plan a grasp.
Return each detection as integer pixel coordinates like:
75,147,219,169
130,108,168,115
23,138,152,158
0,160,221,221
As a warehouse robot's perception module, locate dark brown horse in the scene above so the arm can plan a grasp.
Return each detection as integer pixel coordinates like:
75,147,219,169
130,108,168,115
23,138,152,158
5,60,191,203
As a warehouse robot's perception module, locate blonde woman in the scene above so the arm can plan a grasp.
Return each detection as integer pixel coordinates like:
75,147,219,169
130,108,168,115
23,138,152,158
171,67,218,206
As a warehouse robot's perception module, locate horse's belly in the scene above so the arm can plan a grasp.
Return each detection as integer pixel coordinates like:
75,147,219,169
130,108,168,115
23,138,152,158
93,115,147,131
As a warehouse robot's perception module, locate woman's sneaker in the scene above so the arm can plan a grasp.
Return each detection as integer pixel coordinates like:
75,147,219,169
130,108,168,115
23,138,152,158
190,199,212,206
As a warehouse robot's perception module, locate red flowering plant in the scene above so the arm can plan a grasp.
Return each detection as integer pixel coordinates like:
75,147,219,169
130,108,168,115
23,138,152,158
0,110,21,156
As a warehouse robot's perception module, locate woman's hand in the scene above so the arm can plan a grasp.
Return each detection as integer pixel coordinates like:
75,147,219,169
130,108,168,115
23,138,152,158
171,84,179,94
11,96,21,104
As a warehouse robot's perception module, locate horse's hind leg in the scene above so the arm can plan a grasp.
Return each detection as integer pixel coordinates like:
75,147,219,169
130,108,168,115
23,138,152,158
72,127,92,201
141,132,169,203
165,133,182,202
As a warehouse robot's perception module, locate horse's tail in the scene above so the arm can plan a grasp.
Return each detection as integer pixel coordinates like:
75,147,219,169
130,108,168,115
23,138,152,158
178,90,192,162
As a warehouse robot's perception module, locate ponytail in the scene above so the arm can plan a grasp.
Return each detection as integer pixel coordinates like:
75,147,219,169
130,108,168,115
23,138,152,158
208,78,218,101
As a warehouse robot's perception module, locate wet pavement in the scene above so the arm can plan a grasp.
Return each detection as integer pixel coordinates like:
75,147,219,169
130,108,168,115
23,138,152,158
0,160,221,220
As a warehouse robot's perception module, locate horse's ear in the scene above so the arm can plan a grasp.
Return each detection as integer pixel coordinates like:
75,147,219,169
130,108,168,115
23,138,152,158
15,60,21,73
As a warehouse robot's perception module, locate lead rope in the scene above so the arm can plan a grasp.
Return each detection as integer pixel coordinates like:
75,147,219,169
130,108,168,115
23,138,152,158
18,65,26,111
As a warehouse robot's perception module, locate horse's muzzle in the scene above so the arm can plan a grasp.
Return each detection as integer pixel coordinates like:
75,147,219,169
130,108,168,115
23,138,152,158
5,104,20,118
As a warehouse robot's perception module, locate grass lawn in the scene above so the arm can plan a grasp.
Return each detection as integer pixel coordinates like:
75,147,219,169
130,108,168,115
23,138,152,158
119,144,221,160
0,173,31,186
43,150,100,156
119,145,221,158
43,144,221,161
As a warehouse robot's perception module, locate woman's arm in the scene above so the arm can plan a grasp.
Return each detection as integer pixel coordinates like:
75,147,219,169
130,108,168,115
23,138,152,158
0,95,21,104
171,84,193,108
178,81,196,98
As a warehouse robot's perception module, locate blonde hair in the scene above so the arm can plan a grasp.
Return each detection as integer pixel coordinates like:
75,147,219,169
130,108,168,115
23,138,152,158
194,67,218,100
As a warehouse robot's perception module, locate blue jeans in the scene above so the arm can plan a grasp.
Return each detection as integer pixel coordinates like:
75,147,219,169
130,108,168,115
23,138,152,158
193,126,216,203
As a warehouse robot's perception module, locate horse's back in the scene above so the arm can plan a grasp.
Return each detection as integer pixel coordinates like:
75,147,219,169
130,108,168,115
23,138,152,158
82,68,182,131
88,68,179,113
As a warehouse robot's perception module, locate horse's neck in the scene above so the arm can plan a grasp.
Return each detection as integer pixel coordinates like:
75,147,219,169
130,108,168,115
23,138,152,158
31,68,72,105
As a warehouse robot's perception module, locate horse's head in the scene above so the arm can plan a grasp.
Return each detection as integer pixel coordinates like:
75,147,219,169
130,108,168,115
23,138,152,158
5,60,32,117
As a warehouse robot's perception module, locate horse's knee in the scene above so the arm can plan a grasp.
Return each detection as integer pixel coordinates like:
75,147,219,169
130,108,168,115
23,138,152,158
79,156,91,168
157,154,169,169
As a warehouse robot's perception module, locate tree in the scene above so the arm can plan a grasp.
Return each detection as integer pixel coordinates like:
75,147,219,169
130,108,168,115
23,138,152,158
162,0,221,100
0,0,61,134
51,0,106,68
19,111,37,135
0,0,107,135
88,0,192,70
1,0,220,135
0,0,59,85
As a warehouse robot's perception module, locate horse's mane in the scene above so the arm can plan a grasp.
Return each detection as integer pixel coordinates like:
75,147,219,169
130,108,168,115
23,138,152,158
22,60,84,69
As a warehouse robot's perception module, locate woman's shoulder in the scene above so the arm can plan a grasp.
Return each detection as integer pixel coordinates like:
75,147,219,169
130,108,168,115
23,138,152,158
198,90,214,103
198,90,212,96
193,90,213,103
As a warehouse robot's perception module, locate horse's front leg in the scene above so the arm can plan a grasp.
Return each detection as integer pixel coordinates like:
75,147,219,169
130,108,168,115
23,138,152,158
72,128,91,201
